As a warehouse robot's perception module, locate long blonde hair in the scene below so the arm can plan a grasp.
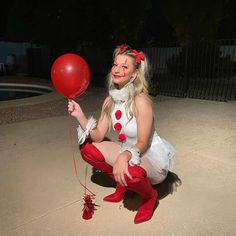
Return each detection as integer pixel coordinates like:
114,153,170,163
102,45,152,123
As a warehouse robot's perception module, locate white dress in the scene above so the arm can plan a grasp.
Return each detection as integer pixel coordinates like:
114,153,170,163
109,84,176,184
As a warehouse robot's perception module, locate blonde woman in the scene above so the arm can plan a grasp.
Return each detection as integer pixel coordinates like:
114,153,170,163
68,44,175,224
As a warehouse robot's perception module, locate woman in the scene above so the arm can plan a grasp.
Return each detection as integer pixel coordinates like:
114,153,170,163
68,44,175,224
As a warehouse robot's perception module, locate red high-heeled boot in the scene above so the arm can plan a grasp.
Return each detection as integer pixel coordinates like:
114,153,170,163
132,179,158,224
103,183,126,202
80,142,127,202
80,142,113,173
125,166,158,224
103,165,148,203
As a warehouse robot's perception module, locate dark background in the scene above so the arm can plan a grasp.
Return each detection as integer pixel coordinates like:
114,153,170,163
1,0,235,101
1,0,236,50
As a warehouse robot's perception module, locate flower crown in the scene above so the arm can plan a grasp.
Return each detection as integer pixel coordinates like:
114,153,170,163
118,44,145,64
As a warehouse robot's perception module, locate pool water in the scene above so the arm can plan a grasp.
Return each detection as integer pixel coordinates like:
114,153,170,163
0,83,52,101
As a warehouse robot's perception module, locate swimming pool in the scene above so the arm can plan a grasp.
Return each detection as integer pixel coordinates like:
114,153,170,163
0,83,53,101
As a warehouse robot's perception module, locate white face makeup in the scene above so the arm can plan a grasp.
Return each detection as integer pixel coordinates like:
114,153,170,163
111,54,136,88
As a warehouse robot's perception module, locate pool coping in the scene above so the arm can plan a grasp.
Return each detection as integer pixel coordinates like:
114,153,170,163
0,89,61,109
0,76,62,108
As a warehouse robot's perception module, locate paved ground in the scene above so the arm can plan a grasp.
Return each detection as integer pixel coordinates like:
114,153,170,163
0,76,236,236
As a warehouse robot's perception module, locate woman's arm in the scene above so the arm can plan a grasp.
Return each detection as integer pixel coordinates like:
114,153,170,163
119,93,153,165
68,97,110,143
133,93,153,153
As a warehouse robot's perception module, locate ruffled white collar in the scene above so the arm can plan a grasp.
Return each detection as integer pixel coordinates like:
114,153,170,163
109,83,135,103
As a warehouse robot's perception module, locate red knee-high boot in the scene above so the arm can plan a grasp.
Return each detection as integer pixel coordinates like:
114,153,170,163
103,183,126,202
125,166,158,224
80,142,126,202
80,142,112,173
103,162,146,203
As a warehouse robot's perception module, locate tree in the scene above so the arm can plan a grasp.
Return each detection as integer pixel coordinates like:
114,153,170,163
137,0,177,46
109,0,152,46
160,0,228,44
5,0,112,49
5,0,35,42
217,0,236,39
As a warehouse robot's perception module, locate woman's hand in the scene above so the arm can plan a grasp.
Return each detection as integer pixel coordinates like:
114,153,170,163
68,100,83,118
113,152,132,186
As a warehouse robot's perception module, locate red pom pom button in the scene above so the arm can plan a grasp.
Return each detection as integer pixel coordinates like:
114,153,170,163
114,122,122,131
115,110,122,120
118,133,126,142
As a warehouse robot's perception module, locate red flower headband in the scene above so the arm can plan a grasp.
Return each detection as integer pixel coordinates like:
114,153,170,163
118,44,145,64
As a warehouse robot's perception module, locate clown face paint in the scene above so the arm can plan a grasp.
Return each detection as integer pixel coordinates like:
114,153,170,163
111,54,137,88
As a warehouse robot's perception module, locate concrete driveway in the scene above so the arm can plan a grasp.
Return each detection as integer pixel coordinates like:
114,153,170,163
0,77,235,236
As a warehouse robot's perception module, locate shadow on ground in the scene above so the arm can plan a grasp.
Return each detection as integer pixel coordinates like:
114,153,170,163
91,169,182,211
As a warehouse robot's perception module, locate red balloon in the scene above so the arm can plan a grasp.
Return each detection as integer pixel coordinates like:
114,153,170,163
51,53,90,99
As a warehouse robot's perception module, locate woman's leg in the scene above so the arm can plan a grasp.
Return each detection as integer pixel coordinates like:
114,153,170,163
92,141,120,165
140,157,168,184
80,140,126,202
80,140,113,174
124,165,158,224
81,140,158,222
93,141,128,202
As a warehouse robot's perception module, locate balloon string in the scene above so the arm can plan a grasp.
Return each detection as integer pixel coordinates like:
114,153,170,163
67,120,95,197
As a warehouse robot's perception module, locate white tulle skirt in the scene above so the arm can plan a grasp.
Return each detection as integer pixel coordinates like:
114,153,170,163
145,133,176,169
140,132,176,184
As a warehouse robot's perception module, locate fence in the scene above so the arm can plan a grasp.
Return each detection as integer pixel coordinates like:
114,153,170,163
1,39,235,101
143,39,236,101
